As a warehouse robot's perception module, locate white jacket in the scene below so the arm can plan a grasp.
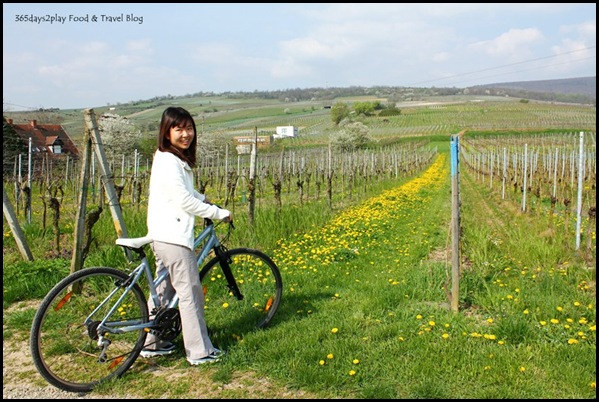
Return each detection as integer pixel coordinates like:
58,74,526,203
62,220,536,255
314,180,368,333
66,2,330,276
146,150,230,250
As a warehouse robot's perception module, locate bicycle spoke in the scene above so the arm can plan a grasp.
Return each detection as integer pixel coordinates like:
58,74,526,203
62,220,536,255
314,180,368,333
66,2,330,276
200,248,282,343
30,267,148,393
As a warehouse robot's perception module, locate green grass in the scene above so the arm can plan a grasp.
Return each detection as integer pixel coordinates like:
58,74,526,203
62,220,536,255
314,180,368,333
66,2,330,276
3,150,595,398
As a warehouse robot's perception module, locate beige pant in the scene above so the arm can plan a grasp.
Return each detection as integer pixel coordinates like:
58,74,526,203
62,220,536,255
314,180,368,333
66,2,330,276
145,241,216,360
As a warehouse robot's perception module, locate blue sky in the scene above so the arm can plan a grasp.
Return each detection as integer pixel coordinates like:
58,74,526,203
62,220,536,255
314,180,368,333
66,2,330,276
3,3,596,111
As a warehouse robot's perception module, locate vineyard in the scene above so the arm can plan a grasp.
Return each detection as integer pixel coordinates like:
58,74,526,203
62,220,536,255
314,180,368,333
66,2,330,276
3,95,596,399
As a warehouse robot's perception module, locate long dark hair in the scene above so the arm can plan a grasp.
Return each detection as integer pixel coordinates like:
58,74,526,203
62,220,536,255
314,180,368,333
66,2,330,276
157,106,197,167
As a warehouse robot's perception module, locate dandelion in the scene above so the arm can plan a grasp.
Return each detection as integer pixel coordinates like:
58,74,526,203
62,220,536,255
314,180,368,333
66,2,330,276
319,360,325,366
523,309,529,315
222,302,229,308
442,333,450,339
349,370,356,376
550,318,559,324
519,367,526,373
331,327,339,334
428,321,436,327
579,318,588,325
567,339,579,345
487,318,494,324
416,314,422,319
327,353,334,359
591,382,596,390
352,359,360,365
557,306,563,312
484,365,491,371
540,321,547,326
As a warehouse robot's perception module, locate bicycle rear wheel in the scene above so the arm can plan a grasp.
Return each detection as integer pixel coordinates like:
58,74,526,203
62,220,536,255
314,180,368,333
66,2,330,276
200,248,282,336
30,267,149,393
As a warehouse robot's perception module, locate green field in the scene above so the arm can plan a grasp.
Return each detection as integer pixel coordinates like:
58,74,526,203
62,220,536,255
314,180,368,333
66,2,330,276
3,93,596,398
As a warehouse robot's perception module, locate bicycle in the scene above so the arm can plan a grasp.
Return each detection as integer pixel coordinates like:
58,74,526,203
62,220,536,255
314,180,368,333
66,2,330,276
30,217,283,393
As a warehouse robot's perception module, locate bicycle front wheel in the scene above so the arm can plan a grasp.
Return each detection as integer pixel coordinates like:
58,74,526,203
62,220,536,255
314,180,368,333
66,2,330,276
200,248,282,336
30,267,149,393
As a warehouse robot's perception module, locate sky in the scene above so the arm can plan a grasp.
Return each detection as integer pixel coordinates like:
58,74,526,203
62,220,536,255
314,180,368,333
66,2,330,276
3,3,596,111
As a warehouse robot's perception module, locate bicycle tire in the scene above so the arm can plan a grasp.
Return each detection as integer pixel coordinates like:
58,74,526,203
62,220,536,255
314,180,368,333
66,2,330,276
30,266,149,393
199,248,282,336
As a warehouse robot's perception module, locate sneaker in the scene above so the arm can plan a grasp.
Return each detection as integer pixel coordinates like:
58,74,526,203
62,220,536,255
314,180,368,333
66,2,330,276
187,349,225,365
140,342,177,358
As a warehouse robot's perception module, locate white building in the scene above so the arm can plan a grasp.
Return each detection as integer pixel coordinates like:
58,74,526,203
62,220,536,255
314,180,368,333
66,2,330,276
274,126,298,139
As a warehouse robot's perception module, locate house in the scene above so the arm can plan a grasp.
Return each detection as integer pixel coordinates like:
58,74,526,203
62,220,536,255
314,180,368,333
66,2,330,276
233,135,273,154
273,126,298,139
6,119,79,158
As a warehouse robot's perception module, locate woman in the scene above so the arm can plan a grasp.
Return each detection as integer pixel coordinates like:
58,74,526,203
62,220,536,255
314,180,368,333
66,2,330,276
141,106,231,365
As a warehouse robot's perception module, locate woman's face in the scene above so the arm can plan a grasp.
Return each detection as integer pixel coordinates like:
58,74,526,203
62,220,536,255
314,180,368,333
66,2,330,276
168,122,195,151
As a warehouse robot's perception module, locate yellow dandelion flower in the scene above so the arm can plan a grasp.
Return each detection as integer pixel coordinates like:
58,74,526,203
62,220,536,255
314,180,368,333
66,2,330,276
487,318,494,324
590,382,596,389
442,333,450,339
579,318,588,325
428,321,436,327
519,367,526,373
352,359,360,365
222,302,229,308
540,321,547,326
319,360,325,366
416,314,422,319
327,353,334,359
523,309,529,315
331,327,339,334
349,370,356,376
484,365,491,371
567,339,579,345
550,318,559,324
498,340,505,345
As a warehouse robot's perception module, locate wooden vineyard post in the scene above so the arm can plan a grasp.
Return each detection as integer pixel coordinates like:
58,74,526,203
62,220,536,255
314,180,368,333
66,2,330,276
248,126,257,226
71,109,131,274
83,109,131,256
450,135,461,312
3,183,34,261
70,127,92,274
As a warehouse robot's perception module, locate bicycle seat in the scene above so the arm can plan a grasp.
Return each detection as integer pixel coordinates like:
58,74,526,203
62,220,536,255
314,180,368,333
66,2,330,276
116,236,153,249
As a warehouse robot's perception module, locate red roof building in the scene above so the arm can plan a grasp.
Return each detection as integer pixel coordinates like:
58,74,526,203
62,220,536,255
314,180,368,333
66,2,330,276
6,119,79,158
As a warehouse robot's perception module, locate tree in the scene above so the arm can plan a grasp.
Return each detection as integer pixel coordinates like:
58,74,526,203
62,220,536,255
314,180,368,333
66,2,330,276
329,121,373,152
352,101,377,116
98,113,142,162
3,117,27,175
330,102,350,126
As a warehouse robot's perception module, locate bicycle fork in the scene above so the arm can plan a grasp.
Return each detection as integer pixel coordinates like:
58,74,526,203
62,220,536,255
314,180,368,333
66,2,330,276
213,245,244,300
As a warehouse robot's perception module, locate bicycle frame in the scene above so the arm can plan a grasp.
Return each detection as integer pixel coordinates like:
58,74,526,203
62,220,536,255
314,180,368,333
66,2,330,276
94,222,221,342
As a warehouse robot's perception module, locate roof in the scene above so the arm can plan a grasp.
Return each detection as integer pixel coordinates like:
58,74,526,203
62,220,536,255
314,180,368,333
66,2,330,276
7,120,79,158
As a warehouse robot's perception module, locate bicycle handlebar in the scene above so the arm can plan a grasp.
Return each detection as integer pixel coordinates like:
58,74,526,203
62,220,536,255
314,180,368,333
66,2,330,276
203,202,234,230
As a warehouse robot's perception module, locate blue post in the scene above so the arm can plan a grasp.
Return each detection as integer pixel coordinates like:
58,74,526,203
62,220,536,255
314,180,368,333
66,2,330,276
450,134,460,312
450,135,458,177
